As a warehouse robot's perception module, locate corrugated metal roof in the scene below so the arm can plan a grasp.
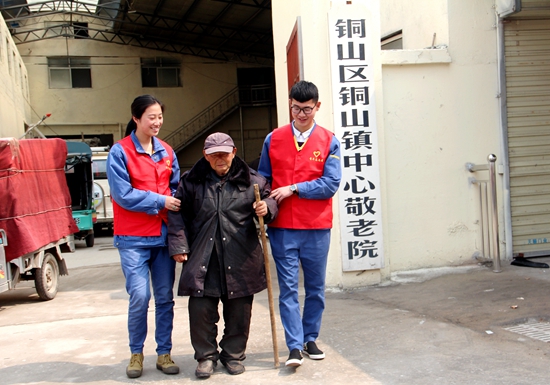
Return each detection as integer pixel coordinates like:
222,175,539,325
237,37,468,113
0,0,273,64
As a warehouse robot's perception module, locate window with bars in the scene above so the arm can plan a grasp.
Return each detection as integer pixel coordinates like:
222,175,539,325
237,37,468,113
48,57,92,88
141,57,182,87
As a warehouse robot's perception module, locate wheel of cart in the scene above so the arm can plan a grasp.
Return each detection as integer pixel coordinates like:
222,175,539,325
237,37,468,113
85,232,94,247
35,252,60,300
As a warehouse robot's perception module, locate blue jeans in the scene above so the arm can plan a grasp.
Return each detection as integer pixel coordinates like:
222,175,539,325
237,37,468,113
119,246,176,354
267,228,330,351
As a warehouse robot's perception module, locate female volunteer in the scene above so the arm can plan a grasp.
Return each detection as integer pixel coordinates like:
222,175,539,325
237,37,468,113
107,95,181,378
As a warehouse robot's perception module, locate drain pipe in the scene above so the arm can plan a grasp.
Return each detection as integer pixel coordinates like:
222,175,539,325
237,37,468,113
488,154,502,273
495,12,514,262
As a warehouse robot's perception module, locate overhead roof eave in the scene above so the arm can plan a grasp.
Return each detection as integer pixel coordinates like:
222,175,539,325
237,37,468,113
0,0,274,65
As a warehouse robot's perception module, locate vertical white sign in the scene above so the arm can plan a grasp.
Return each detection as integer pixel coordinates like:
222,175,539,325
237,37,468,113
329,7,384,271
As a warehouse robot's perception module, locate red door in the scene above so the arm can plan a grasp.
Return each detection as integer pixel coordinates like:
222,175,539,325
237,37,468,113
286,18,303,121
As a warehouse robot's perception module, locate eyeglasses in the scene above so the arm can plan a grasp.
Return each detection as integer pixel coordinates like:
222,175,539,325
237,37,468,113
291,105,315,115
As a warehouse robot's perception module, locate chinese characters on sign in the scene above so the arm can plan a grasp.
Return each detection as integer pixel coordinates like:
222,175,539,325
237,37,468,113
330,14,384,271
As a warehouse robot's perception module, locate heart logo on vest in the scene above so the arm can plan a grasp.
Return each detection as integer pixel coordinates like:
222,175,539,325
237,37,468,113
313,151,321,158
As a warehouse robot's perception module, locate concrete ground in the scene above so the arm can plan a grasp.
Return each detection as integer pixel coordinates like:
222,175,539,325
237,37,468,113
2,234,550,384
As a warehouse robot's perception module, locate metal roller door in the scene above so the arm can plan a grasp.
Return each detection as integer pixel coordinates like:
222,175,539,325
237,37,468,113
505,18,550,256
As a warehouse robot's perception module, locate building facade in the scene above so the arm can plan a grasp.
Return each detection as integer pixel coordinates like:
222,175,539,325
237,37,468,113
0,13,30,138
272,0,550,287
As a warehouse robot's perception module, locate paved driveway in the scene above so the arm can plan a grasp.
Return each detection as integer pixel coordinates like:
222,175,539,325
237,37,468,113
2,235,550,384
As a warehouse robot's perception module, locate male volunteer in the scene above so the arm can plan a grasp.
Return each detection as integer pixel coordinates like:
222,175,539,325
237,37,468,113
258,80,342,367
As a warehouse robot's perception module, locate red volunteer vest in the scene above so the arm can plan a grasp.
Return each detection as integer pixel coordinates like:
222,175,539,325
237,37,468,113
113,136,173,236
268,124,334,229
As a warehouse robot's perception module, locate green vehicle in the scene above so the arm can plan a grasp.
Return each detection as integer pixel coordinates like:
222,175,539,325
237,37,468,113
65,142,95,247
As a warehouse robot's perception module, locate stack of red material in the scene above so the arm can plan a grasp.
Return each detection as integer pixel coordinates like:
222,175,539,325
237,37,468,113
0,138,79,262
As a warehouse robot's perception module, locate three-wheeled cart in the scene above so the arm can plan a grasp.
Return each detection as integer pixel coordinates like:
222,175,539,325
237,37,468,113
0,138,79,300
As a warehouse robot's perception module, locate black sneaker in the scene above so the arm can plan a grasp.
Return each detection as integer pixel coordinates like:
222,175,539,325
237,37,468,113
303,341,325,360
285,348,303,367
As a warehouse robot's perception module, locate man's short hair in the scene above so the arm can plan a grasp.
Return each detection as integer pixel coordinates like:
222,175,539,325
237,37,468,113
289,80,319,103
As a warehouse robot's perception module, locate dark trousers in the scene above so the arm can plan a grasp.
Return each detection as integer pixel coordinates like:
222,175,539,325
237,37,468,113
188,294,254,364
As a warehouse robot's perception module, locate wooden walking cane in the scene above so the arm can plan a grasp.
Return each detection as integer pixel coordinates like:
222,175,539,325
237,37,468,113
254,184,280,368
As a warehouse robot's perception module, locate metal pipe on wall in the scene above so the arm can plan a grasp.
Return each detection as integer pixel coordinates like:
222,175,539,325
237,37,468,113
467,154,502,272
495,12,514,261
488,154,502,272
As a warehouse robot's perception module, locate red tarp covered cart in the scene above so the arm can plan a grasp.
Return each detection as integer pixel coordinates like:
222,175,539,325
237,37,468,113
0,138,79,300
